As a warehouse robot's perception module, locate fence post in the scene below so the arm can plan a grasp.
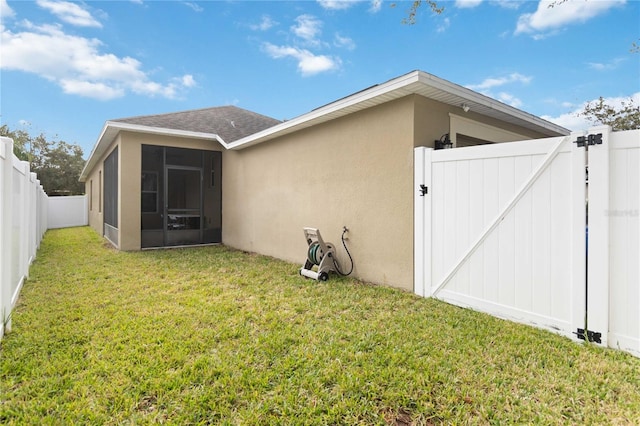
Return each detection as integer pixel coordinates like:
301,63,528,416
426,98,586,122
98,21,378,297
414,147,432,298
414,147,425,297
586,125,611,346
0,137,14,335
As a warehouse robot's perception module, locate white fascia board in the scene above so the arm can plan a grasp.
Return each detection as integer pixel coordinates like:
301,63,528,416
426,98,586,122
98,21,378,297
79,121,224,182
106,121,224,143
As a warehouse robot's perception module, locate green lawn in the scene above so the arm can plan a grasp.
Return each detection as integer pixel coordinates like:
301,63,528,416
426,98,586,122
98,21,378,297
1,227,639,425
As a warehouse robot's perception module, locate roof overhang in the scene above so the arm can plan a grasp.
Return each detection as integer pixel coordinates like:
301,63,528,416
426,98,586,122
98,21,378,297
227,70,570,150
80,70,570,182
79,121,223,181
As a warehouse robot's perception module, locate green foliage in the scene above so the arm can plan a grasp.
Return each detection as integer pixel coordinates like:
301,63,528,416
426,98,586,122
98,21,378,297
0,125,30,161
0,125,85,195
392,0,444,25
580,97,640,131
1,227,639,424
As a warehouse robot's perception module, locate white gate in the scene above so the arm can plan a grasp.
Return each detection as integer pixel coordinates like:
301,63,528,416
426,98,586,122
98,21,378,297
414,127,640,357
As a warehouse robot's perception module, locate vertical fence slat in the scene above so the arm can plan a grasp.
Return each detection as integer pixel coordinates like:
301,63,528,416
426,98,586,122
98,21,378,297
1,137,15,336
606,129,640,357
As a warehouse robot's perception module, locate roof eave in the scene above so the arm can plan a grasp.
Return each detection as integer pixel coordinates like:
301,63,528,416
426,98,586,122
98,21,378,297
228,70,569,150
79,121,223,182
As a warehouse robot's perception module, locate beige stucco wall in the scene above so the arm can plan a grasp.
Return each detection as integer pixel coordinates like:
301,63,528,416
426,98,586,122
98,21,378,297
85,132,224,251
85,136,120,239
223,96,418,290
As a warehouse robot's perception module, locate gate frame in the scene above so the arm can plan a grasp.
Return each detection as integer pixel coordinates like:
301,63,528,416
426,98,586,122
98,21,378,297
414,130,588,343
415,126,640,357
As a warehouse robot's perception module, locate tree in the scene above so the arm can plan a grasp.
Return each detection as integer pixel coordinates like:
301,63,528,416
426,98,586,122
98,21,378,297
391,0,443,25
0,125,85,195
0,125,30,161
579,97,640,131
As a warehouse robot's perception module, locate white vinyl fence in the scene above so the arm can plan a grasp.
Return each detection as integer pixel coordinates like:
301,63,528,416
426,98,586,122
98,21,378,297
48,195,88,229
1,136,88,341
0,137,48,340
415,126,640,358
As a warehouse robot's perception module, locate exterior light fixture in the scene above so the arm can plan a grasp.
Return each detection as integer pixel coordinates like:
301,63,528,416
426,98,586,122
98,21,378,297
435,133,453,150
462,103,470,113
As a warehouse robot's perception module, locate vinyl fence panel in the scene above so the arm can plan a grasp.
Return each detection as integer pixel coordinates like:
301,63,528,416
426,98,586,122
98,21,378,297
48,195,88,229
0,137,48,340
603,129,640,357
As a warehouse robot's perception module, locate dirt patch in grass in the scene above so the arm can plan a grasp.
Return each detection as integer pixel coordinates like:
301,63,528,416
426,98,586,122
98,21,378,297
1,227,639,425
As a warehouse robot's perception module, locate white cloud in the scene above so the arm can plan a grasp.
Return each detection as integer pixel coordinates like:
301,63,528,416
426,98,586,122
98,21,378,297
36,0,102,28
180,74,196,88
496,92,523,108
182,2,203,13
1,22,195,100
588,57,626,71
516,0,625,36
250,15,277,31
491,0,521,9
467,72,532,91
466,73,531,109
291,14,323,43
60,79,124,100
437,17,450,33
1,0,15,19
317,0,359,10
334,33,356,50
455,0,483,9
542,92,640,131
262,42,340,76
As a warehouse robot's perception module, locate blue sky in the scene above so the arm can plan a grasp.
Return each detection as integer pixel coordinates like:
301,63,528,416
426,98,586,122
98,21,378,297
1,0,639,157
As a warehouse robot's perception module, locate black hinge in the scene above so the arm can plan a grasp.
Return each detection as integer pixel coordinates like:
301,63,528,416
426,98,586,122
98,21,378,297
575,328,602,344
574,133,602,147
419,184,428,196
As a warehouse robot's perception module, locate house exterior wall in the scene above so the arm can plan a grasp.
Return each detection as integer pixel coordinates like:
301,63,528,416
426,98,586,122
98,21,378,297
85,136,120,240
222,96,418,290
85,132,224,251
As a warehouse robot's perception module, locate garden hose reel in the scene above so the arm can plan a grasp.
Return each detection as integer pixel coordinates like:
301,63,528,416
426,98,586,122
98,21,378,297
300,227,353,281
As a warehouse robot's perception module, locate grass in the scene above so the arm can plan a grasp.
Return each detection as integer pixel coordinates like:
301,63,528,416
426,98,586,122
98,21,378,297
1,227,639,425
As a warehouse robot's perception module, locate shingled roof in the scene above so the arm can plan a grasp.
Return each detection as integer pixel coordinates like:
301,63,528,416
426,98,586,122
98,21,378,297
112,105,281,144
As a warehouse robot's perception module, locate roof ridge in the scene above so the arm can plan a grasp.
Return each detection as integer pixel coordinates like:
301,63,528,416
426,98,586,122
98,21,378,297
112,105,253,122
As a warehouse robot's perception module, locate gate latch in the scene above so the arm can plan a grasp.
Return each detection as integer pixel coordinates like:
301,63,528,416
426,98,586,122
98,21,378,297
419,184,428,196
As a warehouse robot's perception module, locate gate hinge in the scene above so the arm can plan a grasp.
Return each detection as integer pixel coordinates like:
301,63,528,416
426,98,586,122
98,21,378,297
419,184,428,196
574,133,602,148
575,328,602,344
